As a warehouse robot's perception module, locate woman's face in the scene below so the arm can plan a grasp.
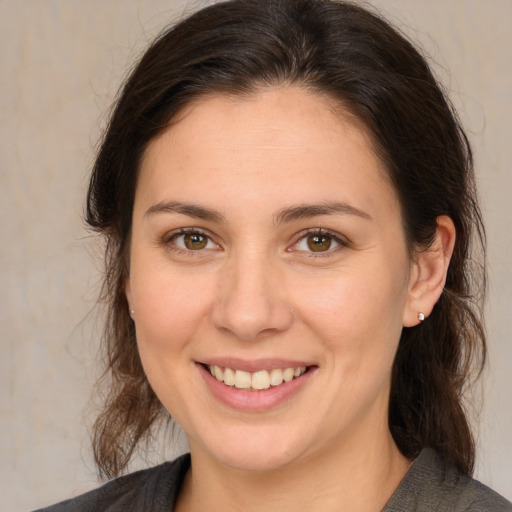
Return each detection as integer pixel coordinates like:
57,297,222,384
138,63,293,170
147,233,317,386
127,87,415,471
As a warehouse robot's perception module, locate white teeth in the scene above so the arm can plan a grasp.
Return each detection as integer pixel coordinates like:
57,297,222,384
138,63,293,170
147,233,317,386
251,370,270,390
208,364,307,390
214,366,224,381
234,370,252,389
283,368,294,382
223,367,235,386
296,366,306,377
269,368,284,386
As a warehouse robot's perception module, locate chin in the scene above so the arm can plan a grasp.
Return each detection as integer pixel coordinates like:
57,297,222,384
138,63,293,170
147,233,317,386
194,425,310,473
215,446,301,473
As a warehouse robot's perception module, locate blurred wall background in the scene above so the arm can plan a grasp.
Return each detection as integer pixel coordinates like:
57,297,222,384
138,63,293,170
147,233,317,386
1,1,510,510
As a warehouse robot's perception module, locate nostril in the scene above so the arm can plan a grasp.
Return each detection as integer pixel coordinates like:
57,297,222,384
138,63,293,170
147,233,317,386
210,262,293,340
211,297,294,341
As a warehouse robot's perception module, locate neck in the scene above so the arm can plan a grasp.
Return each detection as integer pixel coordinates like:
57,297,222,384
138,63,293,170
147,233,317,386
175,429,411,512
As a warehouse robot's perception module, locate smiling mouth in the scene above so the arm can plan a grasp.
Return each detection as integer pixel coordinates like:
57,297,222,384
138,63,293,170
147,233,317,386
206,364,309,391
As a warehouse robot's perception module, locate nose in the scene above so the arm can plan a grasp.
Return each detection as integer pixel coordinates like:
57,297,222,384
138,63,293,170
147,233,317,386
211,253,293,341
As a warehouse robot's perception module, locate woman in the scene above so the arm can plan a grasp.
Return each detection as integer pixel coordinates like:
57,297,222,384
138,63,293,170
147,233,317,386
37,0,511,510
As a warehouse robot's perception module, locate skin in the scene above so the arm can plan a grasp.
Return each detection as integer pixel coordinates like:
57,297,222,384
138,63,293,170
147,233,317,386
126,87,455,512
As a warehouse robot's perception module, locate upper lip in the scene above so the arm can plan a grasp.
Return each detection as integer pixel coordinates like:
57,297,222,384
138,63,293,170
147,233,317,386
198,357,315,372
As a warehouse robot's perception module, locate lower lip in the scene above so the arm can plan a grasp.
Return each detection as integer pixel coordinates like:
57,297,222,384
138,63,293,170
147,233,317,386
197,364,316,412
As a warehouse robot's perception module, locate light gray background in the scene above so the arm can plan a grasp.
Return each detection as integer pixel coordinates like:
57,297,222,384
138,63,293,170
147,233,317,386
1,1,510,510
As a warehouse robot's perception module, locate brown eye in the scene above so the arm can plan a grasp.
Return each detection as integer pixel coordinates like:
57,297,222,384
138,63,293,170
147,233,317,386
168,230,218,252
307,234,332,252
291,230,345,256
184,233,208,250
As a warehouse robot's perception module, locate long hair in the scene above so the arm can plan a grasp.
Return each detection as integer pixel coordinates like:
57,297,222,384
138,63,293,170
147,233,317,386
87,0,486,479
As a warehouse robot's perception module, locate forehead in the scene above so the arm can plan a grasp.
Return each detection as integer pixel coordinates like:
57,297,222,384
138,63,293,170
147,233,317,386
137,87,399,222
147,87,377,159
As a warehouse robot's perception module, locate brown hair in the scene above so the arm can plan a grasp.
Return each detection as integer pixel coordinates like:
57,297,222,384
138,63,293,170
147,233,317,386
87,0,486,479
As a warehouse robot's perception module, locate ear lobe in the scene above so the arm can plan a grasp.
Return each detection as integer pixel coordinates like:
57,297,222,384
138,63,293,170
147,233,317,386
403,215,456,327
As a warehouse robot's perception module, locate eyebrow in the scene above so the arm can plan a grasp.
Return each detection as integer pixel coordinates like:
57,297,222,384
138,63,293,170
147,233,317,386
144,201,225,223
274,202,372,224
144,200,371,224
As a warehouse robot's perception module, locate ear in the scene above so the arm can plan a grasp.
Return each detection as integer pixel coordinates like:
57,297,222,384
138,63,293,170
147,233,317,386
403,215,456,327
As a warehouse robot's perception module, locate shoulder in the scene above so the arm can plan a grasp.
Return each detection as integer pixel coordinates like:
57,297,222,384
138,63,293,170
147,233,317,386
384,448,512,512
459,478,512,512
33,454,190,512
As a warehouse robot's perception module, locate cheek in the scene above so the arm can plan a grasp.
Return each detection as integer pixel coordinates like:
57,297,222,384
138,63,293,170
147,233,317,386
130,262,216,355
294,270,404,335
289,263,407,374
130,267,217,418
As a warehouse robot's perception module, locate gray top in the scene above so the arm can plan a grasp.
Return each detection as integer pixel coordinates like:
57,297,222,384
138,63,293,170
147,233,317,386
382,448,511,511
35,448,511,511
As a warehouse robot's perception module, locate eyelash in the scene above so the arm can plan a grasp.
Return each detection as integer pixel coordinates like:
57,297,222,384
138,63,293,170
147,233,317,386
162,228,220,255
290,228,350,257
161,227,350,257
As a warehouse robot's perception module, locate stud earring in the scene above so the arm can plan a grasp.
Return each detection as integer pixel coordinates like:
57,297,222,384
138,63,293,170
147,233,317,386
418,312,425,322
129,308,135,316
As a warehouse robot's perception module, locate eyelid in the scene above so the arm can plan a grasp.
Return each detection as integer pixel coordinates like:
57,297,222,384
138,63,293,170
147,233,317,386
162,227,221,252
160,226,349,257
288,228,350,255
